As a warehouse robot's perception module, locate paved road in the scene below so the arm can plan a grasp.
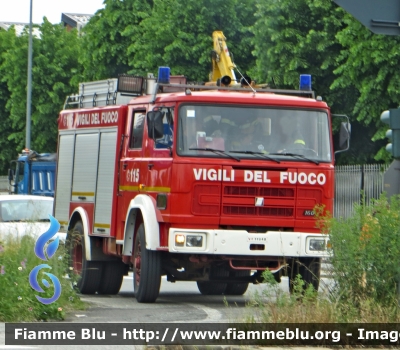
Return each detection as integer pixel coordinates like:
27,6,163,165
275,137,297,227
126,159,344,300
0,275,335,350
66,270,334,323
66,274,289,323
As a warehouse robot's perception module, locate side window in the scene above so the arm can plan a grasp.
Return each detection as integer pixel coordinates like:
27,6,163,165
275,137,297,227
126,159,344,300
129,111,145,149
16,162,25,182
155,108,174,149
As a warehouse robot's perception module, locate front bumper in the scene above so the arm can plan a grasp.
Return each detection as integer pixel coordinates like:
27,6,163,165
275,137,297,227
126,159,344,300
168,228,329,258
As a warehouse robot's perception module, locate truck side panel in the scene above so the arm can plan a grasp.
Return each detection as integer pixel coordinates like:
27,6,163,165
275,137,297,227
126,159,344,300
55,134,75,228
93,130,118,235
72,133,99,203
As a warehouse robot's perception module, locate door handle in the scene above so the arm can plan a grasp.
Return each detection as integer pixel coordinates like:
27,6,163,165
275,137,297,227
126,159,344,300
123,162,128,170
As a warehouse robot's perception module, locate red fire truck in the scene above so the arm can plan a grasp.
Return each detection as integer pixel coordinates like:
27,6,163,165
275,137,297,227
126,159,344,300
55,33,350,303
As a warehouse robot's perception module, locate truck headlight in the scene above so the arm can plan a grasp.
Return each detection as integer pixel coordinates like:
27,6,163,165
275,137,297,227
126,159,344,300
174,232,205,249
309,238,326,251
186,235,203,248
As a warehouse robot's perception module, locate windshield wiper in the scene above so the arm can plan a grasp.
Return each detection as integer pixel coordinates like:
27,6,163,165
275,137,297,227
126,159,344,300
189,147,241,162
229,150,280,163
269,152,319,165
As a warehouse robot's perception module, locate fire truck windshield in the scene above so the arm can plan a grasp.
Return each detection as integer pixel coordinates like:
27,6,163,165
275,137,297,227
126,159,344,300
177,104,332,162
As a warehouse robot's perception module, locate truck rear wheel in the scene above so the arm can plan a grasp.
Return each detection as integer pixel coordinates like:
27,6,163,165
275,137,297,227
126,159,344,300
224,270,250,295
288,257,321,293
197,264,229,295
68,221,103,294
133,223,162,303
98,261,125,295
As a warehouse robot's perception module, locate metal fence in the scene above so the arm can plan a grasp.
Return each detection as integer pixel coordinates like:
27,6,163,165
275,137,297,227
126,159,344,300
334,164,388,219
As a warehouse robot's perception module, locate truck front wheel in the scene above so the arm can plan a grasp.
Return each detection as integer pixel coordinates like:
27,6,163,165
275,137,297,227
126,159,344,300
67,221,103,294
133,223,162,303
288,257,321,293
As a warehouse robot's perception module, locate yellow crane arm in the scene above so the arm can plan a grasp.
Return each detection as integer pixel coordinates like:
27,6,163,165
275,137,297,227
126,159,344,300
210,31,237,84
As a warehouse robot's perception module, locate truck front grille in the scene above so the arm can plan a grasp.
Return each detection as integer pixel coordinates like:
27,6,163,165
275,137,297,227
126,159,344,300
223,206,293,217
222,185,294,217
224,186,294,197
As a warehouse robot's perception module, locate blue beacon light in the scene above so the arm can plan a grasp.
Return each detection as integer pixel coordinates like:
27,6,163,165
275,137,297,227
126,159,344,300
299,74,312,91
158,67,171,84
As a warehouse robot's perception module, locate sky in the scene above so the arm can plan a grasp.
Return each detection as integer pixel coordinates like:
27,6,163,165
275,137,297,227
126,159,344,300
0,0,105,24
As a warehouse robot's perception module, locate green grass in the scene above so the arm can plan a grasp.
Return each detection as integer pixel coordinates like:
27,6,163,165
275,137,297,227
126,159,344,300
240,193,400,323
242,270,400,323
0,234,85,322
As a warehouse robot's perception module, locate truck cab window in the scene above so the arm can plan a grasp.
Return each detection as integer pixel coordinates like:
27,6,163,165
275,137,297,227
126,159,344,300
177,104,331,162
155,108,174,149
16,162,25,182
129,112,145,149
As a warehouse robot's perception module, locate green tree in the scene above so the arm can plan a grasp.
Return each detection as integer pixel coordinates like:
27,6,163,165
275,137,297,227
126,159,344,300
251,0,383,164
332,11,400,163
80,0,154,81
0,19,83,156
129,0,256,81
252,0,342,97
0,29,19,174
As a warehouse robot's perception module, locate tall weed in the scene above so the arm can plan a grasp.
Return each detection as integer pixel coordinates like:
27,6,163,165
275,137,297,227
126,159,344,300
315,193,400,321
246,195,400,323
246,270,339,323
0,234,85,322
318,194,400,307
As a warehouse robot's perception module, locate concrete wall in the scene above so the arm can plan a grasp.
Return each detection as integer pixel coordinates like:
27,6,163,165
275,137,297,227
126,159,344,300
0,176,9,193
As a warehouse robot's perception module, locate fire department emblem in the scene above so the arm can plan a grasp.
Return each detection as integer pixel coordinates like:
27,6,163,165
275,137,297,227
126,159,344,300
255,197,264,206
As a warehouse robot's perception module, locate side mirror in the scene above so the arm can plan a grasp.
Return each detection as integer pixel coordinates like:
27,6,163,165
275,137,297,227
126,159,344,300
339,121,351,150
8,168,14,182
147,111,164,140
332,114,351,155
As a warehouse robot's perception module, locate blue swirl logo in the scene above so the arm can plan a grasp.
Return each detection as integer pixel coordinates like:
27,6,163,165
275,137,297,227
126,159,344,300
29,215,62,304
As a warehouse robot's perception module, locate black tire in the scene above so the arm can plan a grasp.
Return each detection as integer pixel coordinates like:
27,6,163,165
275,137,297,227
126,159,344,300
197,264,229,295
67,221,103,294
224,270,250,295
133,223,162,303
98,261,125,295
288,257,321,293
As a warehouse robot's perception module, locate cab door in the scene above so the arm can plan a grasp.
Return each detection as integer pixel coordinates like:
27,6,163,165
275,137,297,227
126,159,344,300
118,108,146,239
140,107,174,219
